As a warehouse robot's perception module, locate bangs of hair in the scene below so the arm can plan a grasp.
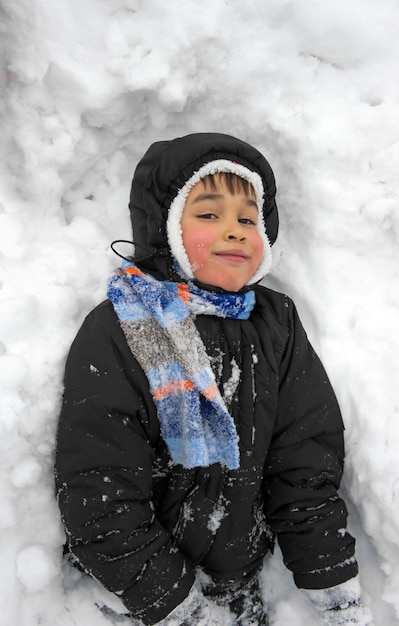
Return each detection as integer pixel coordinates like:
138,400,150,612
201,172,255,198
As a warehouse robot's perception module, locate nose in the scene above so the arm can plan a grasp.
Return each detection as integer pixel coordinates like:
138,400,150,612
227,233,245,241
222,215,246,241
226,225,246,241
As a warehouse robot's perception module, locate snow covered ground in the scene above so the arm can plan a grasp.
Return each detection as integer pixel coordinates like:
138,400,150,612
1,1,398,624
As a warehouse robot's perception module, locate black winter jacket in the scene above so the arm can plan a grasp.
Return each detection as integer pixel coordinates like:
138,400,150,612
55,286,357,624
55,133,357,624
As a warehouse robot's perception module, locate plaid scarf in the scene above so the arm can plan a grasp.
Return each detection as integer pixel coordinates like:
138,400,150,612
107,261,255,469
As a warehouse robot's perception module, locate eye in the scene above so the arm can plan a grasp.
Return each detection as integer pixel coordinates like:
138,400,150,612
198,213,217,220
239,217,257,225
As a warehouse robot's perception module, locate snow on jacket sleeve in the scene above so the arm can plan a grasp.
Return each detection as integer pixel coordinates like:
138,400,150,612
263,296,358,590
54,301,195,625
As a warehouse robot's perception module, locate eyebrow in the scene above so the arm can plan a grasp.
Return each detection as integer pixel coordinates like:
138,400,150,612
191,193,258,209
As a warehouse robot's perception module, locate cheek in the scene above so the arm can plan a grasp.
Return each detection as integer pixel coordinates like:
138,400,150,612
182,226,213,265
251,232,265,265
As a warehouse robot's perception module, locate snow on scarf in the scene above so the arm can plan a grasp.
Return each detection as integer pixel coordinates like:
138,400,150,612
107,261,255,469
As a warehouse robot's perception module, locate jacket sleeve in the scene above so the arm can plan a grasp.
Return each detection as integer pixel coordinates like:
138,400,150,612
54,301,195,625
263,296,358,590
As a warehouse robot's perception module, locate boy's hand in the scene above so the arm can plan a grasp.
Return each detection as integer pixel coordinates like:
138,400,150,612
321,601,374,625
304,576,373,626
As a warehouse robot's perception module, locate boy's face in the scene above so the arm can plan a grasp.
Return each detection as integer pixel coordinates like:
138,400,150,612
180,175,264,292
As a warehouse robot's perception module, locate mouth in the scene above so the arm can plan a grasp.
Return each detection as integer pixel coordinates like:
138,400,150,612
214,250,250,263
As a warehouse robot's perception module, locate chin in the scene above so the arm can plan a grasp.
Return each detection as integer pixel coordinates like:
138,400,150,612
194,270,247,292
215,280,245,292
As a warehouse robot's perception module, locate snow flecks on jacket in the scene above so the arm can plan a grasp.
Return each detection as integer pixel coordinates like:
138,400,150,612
207,496,229,534
250,344,258,405
222,358,240,408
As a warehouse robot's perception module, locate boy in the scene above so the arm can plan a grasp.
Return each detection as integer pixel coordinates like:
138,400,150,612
55,133,372,625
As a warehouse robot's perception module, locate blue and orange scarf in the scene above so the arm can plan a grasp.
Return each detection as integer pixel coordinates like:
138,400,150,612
107,261,255,469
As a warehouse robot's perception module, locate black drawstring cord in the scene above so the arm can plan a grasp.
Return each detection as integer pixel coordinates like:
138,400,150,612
110,239,167,263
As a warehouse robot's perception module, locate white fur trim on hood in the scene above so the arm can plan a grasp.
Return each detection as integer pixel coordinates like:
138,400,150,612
166,159,273,286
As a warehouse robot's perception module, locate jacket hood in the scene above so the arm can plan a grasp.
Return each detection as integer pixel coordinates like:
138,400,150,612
128,132,279,281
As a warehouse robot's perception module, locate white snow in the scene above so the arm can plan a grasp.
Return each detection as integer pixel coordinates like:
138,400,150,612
223,358,241,407
1,0,398,624
16,544,58,593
